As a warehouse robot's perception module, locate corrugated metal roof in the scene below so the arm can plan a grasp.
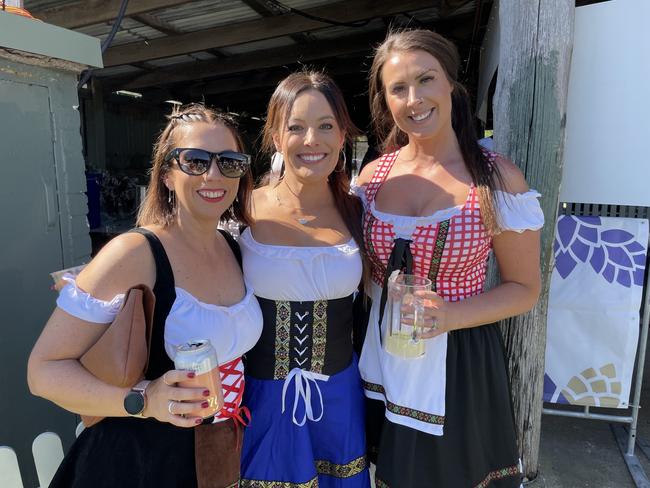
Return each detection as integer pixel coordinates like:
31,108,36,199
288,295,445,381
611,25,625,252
308,18,387,41
23,0,482,90
77,18,167,46
24,0,78,11
156,0,261,30
280,0,337,10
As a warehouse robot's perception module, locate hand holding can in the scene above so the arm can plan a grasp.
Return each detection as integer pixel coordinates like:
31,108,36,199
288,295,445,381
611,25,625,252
174,340,224,418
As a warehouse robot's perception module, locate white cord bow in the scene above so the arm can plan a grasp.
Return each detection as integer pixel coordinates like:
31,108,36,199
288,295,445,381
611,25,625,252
281,368,330,426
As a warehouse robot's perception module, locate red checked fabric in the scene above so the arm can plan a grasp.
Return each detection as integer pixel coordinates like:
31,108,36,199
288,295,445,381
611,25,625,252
363,150,493,302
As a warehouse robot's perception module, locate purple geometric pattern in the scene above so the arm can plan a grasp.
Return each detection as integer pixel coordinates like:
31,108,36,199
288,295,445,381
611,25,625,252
543,373,569,404
554,216,647,288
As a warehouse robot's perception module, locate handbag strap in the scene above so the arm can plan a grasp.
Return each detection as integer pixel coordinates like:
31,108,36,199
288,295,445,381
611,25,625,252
129,228,176,288
128,227,177,378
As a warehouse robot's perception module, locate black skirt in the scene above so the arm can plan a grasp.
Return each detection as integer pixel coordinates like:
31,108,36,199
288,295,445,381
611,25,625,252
50,417,198,488
367,324,521,488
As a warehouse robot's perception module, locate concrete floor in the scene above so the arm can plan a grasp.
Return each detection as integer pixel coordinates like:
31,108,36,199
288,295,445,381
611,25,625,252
535,416,636,487
531,335,650,488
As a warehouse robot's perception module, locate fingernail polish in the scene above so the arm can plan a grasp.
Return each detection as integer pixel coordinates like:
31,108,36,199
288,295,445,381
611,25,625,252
201,401,209,408
187,372,196,378
203,390,210,397
195,418,202,425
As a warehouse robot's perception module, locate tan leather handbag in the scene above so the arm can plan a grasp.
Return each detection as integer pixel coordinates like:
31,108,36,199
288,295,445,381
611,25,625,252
79,284,155,427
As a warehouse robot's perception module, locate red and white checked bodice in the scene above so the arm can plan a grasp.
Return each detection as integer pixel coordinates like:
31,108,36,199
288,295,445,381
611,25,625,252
363,151,493,302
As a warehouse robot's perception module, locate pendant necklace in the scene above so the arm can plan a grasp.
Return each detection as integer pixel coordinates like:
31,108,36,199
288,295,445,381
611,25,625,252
275,182,316,226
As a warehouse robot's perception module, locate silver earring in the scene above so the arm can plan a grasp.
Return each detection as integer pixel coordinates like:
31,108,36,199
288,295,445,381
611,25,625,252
269,151,284,186
168,189,176,208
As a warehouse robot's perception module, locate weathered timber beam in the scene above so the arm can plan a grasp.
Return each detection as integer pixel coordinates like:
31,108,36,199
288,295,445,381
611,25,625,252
118,31,384,89
102,0,435,67
494,0,574,481
31,0,194,29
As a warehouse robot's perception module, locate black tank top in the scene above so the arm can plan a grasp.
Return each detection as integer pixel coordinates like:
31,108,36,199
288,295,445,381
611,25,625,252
128,228,242,380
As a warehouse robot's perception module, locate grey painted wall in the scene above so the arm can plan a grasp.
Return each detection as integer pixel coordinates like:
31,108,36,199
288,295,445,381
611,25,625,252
0,55,91,487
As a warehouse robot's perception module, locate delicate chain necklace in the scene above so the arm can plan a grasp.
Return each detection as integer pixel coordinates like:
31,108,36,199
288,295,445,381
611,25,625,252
275,181,316,225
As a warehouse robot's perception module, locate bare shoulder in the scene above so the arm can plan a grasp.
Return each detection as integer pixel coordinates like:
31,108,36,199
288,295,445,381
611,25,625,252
76,230,155,300
250,185,275,222
493,155,530,194
356,158,381,186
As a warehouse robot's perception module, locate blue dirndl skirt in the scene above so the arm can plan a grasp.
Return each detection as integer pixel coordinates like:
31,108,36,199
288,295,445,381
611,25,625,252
241,356,369,487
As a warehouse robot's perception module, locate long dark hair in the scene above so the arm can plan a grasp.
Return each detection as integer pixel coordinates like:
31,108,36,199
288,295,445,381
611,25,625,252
368,29,505,234
262,71,366,262
136,103,252,227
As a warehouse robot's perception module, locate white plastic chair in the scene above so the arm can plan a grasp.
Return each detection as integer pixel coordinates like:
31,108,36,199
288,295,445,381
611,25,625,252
0,446,24,488
32,432,64,488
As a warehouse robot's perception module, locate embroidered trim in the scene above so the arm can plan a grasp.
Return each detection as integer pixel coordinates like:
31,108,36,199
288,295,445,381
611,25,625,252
311,300,327,374
240,478,317,488
363,381,445,425
316,455,367,478
427,219,450,291
363,381,385,395
386,400,445,425
474,464,521,488
364,212,387,285
273,301,291,380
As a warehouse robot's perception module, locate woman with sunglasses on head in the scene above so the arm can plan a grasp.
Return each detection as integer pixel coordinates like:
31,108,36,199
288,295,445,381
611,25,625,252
238,72,370,487
28,104,263,488
354,30,544,487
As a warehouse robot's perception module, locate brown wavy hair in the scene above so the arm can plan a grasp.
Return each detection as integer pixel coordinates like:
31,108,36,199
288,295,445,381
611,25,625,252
262,70,368,283
368,29,506,234
136,103,252,227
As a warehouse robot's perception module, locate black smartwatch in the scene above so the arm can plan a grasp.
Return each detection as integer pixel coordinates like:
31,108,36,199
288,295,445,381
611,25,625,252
123,380,151,417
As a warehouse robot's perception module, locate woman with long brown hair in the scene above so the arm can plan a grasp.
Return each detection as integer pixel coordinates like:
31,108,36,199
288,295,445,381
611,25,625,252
28,104,263,487
238,72,370,487
355,30,544,487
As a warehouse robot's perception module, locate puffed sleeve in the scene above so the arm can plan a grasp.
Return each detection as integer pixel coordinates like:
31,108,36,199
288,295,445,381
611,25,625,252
56,275,125,323
350,184,368,210
494,190,545,234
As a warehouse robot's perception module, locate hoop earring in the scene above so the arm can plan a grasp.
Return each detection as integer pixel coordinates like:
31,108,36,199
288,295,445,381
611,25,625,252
167,189,176,209
334,150,347,173
269,151,284,186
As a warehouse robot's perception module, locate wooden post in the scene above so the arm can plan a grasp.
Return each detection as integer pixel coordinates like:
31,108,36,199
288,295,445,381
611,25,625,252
493,0,574,480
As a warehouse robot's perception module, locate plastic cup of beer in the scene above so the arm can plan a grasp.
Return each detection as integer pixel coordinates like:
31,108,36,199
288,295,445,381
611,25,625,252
383,273,432,359
174,339,224,418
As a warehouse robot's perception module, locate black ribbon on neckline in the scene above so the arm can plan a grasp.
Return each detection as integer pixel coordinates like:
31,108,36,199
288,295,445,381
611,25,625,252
378,238,413,345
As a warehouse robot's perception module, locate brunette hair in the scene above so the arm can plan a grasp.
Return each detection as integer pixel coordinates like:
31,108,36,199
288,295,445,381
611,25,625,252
262,71,366,261
368,29,506,234
136,103,252,227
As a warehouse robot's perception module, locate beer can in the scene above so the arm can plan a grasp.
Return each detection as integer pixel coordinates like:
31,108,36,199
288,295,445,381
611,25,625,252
174,339,219,374
174,339,223,417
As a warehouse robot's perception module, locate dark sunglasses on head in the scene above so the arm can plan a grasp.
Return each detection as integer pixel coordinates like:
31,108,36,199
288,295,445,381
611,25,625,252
165,148,251,178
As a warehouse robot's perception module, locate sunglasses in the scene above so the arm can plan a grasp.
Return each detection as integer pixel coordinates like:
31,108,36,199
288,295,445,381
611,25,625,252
165,148,251,178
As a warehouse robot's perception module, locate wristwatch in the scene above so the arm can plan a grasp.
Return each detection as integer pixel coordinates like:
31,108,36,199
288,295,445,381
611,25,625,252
123,380,151,417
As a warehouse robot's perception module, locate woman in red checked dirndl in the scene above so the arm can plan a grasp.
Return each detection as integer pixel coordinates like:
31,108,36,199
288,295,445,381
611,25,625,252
354,29,544,488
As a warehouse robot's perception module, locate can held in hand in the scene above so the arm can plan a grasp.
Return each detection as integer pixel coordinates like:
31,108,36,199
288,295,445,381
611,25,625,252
174,339,224,417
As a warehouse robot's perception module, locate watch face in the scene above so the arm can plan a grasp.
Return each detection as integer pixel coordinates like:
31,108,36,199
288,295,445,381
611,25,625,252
124,391,145,415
